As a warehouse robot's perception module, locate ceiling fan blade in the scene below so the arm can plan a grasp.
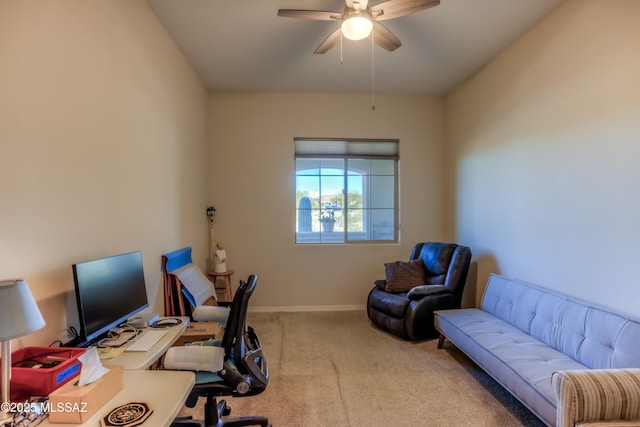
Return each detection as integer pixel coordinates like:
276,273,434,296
371,21,402,51
314,27,342,54
371,0,440,21
277,9,341,20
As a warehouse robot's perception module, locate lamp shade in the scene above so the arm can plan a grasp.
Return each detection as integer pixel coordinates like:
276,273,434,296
0,279,46,340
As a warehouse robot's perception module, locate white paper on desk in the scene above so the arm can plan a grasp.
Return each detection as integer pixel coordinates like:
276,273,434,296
77,346,110,386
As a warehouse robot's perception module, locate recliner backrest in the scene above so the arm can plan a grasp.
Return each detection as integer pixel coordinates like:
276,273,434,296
412,242,455,284
410,242,472,299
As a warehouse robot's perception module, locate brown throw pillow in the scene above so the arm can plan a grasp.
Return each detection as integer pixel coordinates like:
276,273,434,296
384,258,426,293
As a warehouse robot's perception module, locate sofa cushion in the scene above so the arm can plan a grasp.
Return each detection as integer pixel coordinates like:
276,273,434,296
480,274,640,370
384,259,425,293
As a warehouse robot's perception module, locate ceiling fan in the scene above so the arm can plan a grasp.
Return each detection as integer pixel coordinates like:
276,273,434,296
277,0,440,54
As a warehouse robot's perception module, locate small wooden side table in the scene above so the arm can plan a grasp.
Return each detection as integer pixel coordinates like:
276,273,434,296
207,270,234,302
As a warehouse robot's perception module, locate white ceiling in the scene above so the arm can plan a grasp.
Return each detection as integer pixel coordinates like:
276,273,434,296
146,0,566,96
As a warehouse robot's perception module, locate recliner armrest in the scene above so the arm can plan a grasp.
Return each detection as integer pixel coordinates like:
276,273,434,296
407,285,450,300
374,279,386,290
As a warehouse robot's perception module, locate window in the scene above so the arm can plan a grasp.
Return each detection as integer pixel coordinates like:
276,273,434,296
295,138,398,244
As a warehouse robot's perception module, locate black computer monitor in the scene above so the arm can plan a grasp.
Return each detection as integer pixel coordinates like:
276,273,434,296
72,251,149,346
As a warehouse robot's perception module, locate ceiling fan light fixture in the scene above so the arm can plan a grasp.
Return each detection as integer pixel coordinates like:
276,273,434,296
341,15,372,40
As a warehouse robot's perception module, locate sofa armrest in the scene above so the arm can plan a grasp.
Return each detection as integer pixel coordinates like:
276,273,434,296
406,285,449,300
552,369,640,427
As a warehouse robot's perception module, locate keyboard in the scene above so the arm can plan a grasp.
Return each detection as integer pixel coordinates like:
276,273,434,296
125,329,168,352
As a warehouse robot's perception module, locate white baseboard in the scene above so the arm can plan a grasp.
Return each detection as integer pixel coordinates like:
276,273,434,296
249,304,365,313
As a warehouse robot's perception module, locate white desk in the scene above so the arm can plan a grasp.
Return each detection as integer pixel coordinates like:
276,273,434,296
40,369,195,427
39,318,193,426
101,316,189,370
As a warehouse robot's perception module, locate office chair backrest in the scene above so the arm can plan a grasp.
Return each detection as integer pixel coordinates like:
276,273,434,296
213,274,268,395
221,275,257,365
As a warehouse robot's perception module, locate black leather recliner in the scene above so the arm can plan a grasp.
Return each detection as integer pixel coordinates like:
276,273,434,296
367,242,472,341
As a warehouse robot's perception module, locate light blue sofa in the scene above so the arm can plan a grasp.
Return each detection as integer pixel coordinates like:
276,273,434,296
434,274,640,427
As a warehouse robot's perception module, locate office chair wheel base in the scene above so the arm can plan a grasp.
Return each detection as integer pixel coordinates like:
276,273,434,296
185,394,199,408
217,400,231,416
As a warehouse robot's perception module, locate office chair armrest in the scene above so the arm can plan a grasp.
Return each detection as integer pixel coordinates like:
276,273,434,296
192,305,231,326
407,285,450,300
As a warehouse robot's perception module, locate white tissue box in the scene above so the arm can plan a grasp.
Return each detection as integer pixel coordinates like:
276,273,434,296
48,364,123,423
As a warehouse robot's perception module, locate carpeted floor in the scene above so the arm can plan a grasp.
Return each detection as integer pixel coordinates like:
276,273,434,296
178,310,547,426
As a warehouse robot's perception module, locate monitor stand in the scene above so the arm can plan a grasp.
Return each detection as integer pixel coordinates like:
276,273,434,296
127,313,159,328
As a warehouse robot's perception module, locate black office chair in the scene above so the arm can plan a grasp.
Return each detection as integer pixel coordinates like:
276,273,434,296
165,275,270,427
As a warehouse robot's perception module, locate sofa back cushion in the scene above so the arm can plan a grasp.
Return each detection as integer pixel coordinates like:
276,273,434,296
481,274,640,369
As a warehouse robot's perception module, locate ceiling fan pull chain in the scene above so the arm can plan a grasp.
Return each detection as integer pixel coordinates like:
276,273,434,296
340,32,344,64
371,30,375,111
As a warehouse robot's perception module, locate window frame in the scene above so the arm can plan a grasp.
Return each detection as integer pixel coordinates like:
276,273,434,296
294,137,399,245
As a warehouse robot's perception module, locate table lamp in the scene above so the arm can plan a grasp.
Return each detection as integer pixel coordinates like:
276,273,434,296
0,279,46,421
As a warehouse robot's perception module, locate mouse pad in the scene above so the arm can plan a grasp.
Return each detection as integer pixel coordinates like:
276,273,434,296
100,402,153,427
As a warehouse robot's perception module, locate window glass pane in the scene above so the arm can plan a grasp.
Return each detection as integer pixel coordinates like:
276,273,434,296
296,204,314,233
348,159,370,175
347,230,368,241
295,160,319,243
319,159,343,170
371,209,395,241
320,176,343,204
370,159,394,175
296,176,320,205
295,140,397,244
369,175,394,209
346,175,363,209
296,158,320,173
347,208,363,231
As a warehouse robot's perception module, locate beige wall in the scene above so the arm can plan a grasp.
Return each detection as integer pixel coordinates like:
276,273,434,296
207,92,448,309
0,0,208,346
446,0,640,317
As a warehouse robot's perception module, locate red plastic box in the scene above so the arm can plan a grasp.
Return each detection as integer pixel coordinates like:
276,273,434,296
3,347,85,400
